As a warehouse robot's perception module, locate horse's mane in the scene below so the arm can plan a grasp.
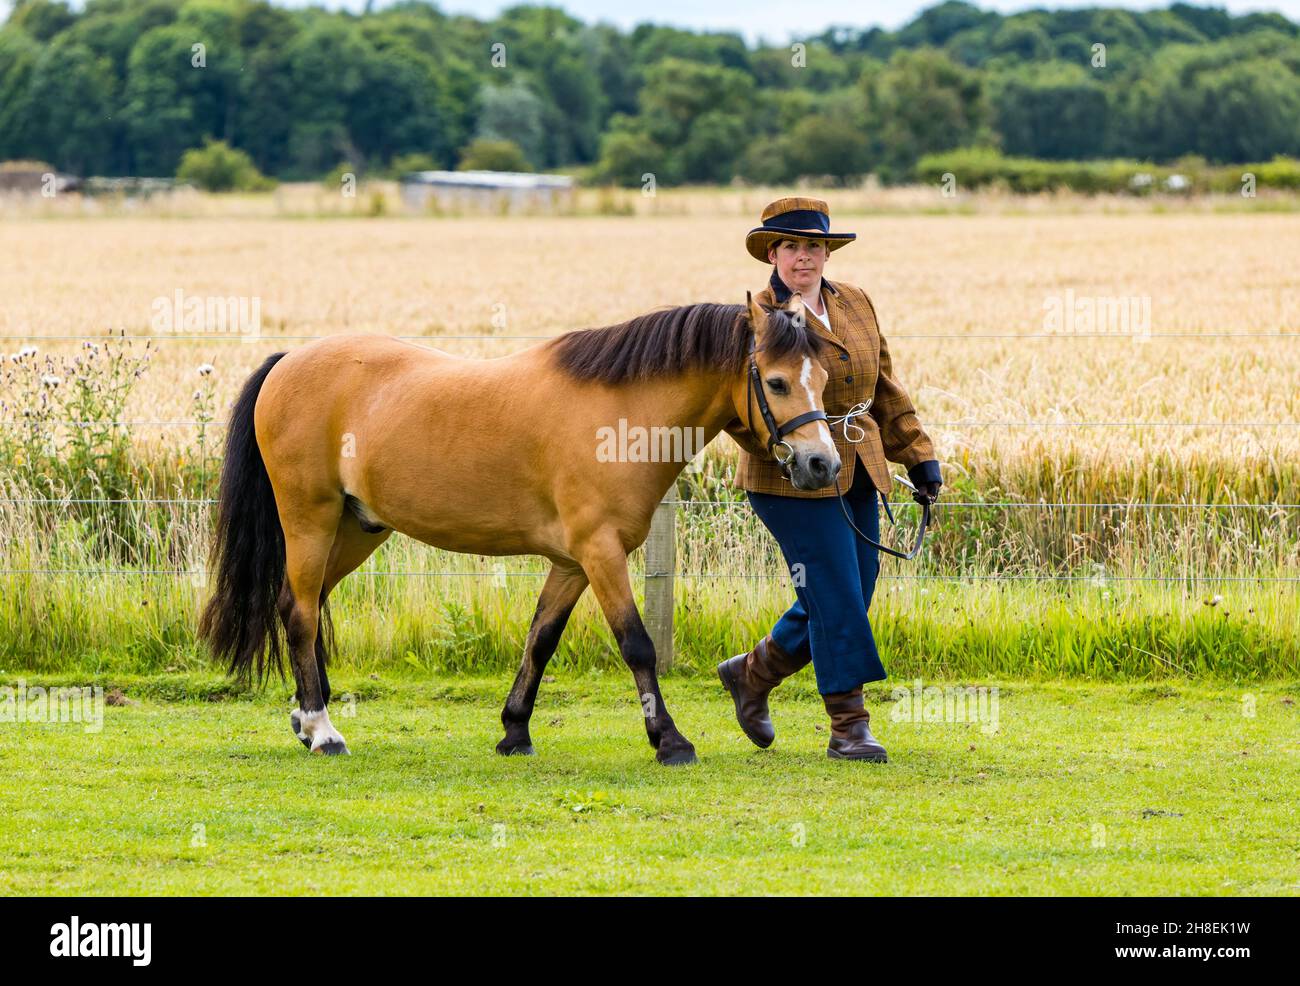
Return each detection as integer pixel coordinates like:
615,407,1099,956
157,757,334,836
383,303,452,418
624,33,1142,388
549,302,824,384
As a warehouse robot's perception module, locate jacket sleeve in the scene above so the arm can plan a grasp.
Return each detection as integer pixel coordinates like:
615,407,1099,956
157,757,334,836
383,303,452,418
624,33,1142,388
864,290,940,478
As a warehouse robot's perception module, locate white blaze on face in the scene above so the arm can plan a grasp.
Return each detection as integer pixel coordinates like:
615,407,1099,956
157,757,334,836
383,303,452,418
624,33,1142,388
799,356,837,454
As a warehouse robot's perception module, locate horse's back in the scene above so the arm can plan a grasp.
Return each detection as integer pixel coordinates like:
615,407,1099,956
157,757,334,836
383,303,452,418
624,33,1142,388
257,334,478,418
250,332,564,550
272,332,458,376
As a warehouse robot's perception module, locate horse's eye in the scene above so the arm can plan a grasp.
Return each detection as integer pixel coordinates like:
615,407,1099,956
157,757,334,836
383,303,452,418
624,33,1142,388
765,377,789,396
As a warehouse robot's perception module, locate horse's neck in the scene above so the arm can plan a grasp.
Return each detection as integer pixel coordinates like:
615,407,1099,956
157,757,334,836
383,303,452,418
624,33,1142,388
630,368,738,439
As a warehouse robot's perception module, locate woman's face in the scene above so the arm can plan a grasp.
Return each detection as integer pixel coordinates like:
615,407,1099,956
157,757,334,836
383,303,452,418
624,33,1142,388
768,238,828,293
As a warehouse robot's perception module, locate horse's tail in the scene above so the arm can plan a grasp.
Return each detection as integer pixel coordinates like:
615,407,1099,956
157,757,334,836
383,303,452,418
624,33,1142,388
198,352,288,684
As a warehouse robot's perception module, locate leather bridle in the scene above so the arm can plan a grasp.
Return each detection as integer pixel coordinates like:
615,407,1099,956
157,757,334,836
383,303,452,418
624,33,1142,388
745,344,930,561
745,347,828,472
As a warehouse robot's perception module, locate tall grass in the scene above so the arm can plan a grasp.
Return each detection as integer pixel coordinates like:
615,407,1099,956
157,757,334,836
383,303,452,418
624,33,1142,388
3,552,1295,681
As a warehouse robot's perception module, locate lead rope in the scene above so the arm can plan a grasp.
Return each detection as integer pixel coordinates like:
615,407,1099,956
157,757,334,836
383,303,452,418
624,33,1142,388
831,474,931,561
824,398,931,560
748,360,930,559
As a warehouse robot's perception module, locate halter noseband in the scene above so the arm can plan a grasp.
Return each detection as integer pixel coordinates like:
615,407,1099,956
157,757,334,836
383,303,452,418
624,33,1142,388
745,344,827,478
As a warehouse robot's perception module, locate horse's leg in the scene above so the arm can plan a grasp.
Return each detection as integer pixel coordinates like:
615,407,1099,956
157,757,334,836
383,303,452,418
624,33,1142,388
278,498,349,754
307,512,392,721
497,561,589,756
577,531,697,766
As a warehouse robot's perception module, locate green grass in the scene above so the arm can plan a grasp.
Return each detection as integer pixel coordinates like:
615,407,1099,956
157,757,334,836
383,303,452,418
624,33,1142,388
1,672,1296,895
4,570,1298,679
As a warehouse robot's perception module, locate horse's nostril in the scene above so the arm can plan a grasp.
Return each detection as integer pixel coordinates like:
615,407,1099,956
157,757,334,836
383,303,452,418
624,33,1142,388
803,454,840,487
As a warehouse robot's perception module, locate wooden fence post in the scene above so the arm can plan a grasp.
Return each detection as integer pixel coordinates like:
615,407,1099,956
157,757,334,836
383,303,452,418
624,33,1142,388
644,491,676,673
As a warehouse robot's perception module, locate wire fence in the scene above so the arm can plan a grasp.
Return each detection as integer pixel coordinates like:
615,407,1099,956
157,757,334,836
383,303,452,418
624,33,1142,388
0,568,1296,583
8,419,1300,429
1,497,1297,510
2,492,1296,582
2,330,1298,341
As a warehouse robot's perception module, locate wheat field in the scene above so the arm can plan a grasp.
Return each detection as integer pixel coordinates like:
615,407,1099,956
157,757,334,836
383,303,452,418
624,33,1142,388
4,206,1298,450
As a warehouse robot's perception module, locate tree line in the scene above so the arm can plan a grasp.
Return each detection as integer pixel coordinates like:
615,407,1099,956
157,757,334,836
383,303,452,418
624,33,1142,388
1,0,1297,184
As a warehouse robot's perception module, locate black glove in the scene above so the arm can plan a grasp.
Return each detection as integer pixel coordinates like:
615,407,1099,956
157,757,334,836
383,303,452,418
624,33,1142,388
906,460,943,506
912,481,941,506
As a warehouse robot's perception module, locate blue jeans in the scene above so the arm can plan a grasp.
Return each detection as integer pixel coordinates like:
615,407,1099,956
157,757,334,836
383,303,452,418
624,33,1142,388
746,461,885,694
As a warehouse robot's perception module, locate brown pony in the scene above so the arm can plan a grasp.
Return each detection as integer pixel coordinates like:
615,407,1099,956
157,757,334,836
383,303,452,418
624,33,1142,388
198,293,840,765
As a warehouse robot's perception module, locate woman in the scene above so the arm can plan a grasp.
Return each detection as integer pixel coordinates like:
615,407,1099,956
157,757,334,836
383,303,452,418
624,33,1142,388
719,197,943,762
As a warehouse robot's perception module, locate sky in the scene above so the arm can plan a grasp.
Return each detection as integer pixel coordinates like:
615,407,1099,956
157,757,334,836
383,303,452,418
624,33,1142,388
431,0,1300,44
7,0,1300,41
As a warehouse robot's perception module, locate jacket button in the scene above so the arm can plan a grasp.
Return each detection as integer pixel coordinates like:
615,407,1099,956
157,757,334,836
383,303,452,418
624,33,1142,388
845,375,854,383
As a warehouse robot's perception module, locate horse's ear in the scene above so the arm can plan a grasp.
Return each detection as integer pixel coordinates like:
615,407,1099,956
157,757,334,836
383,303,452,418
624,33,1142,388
784,290,806,330
746,291,767,333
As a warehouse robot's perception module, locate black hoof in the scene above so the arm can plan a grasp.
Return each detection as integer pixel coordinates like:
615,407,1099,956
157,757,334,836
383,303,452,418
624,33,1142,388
290,712,311,749
312,739,350,756
656,742,698,766
496,739,536,756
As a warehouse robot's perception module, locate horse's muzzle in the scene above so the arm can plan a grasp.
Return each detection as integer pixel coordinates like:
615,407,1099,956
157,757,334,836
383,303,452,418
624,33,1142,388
788,450,841,490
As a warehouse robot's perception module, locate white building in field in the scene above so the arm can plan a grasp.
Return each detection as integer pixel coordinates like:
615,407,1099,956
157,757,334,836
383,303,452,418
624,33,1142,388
399,170,575,214
0,163,79,195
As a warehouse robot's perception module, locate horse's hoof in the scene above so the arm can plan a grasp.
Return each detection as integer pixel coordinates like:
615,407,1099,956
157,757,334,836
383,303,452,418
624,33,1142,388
290,712,311,749
656,743,698,766
312,739,350,756
496,739,536,756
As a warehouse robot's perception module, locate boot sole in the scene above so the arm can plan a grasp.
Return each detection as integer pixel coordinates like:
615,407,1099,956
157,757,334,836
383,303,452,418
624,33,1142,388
827,747,888,763
716,659,774,750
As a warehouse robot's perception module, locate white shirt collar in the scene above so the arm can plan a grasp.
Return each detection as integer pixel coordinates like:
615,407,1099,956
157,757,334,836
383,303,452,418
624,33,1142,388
803,297,830,329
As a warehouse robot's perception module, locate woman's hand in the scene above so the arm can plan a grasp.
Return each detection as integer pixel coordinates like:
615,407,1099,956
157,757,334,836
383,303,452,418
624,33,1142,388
905,460,943,505
912,481,942,505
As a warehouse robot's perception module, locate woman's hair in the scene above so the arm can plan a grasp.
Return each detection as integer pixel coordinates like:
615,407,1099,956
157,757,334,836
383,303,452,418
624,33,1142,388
773,237,828,252
768,238,828,263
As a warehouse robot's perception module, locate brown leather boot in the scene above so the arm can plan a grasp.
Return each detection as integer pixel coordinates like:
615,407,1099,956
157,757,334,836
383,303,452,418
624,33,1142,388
823,687,888,762
717,635,808,748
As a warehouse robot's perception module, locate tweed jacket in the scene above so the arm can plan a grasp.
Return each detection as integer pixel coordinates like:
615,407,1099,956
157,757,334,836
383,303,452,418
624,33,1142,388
724,269,942,499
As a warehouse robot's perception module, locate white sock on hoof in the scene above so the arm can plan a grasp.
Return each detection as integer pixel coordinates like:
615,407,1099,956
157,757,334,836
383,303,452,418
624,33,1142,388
294,707,347,752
